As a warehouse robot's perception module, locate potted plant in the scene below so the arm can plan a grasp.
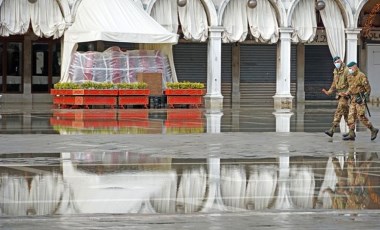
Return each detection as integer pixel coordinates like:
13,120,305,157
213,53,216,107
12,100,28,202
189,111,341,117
165,81,205,108
116,82,150,108
51,81,118,108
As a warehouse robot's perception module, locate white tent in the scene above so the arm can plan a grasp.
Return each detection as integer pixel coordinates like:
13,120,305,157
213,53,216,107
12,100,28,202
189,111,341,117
60,0,179,82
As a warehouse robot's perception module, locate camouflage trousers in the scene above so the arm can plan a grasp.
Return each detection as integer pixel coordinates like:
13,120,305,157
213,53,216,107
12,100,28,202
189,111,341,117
347,101,372,130
332,96,349,127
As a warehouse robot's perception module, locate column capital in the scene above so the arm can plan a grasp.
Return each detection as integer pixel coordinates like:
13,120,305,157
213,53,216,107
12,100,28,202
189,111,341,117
209,26,224,33
279,27,294,34
345,28,361,34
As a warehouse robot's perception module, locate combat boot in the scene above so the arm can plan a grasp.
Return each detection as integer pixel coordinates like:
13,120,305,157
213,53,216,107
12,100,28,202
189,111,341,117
342,129,355,141
370,126,379,141
342,132,356,138
324,126,335,137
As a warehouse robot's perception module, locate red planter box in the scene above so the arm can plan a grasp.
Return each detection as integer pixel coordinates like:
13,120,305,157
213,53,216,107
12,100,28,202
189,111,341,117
165,89,205,108
51,89,118,108
118,89,149,108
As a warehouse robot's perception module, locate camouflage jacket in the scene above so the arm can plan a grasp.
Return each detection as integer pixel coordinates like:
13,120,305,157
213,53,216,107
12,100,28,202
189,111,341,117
346,68,371,96
327,63,350,95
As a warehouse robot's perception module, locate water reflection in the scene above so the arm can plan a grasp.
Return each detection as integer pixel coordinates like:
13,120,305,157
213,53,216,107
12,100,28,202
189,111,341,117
51,109,205,134
1,152,379,216
0,103,361,134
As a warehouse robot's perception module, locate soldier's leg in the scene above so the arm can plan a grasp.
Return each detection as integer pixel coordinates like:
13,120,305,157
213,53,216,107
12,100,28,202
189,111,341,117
341,97,350,137
357,104,379,140
325,98,346,137
343,102,357,141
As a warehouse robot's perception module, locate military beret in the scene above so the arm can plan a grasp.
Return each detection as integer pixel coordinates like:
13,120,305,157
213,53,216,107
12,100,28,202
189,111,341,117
333,56,340,62
347,61,357,67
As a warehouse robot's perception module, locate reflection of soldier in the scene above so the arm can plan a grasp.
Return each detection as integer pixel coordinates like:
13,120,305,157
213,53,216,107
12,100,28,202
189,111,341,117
323,157,349,209
342,62,379,141
323,154,373,209
322,56,350,137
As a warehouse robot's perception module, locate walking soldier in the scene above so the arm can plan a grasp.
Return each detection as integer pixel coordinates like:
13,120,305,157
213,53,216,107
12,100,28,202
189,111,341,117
342,62,379,141
322,56,350,137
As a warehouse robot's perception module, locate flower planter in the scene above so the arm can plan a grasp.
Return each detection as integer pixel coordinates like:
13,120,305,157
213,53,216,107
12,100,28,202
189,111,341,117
165,109,205,134
118,89,150,108
52,109,117,120
51,89,118,108
164,89,205,108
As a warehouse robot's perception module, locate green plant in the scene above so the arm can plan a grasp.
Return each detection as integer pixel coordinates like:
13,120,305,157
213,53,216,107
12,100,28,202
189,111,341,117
54,81,117,89
116,82,148,89
166,81,205,89
54,82,81,89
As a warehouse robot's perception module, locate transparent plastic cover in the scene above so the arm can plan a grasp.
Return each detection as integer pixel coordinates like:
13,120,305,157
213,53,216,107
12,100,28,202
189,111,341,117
68,46,172,84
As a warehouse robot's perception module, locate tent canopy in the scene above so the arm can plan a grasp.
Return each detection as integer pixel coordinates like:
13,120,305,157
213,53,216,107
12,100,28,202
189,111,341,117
61,0,179,82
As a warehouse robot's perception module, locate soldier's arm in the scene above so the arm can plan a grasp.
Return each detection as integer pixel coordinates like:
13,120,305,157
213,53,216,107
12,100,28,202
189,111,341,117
323,75,337,95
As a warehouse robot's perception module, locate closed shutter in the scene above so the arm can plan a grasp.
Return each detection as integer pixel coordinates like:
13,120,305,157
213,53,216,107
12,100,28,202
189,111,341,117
173,43,232,106
173,43,207,83
240,45,297,106
304,45,334,100
222,44,232,107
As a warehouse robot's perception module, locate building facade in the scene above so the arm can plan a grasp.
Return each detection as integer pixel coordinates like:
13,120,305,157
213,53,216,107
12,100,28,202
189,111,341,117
0,0,379,109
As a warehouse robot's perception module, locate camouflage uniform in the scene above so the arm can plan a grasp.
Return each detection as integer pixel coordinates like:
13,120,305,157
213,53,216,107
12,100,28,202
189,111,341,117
326,63,350,128
346,68,371,129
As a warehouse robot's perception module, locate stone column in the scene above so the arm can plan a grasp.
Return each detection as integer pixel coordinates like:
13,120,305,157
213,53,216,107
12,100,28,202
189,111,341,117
345,28,361,63
204,26,224,110
23,35,33,103
341,29,361,134
231,43,240,107
273,28,294,110
296,43,305,103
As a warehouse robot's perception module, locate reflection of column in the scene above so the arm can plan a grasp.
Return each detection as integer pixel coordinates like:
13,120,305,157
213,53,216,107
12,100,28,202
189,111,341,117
231,109,239,132
295,103,305,132
205,109,223,133
274,152,293,209
204,26,224,110
273,109,293,132
201,158,225,212
23,111,32,132
274,28,294,110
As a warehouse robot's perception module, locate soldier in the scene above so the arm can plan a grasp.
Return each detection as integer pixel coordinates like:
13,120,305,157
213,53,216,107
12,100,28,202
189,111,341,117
342,62,379,141
322,56,350,137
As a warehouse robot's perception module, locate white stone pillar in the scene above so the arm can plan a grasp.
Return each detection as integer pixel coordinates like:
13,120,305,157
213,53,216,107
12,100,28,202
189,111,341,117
274,28,294,110
341,29,361,134
345,28,361,63
205,109,223,133
204,26,224,110
272,109,293,133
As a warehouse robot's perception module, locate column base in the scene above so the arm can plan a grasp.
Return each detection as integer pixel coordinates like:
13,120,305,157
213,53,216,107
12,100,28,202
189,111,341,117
204,95,224,110
273,94,294,110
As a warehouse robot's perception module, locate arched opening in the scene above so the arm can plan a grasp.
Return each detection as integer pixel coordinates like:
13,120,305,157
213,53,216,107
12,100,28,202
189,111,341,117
359,0,380,103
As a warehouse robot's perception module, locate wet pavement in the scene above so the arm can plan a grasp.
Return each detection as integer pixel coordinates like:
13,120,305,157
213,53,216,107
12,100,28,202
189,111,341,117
1,102,380,229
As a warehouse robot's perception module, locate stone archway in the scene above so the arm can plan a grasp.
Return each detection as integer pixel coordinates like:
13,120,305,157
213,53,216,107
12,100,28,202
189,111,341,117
287,0,352,28
218,0,284,27
146,0,218,26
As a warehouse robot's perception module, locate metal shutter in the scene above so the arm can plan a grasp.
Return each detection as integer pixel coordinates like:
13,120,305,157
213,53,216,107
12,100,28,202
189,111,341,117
240,45,297,106
304,45,335,100
173,43,207,83
222,44,232,107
